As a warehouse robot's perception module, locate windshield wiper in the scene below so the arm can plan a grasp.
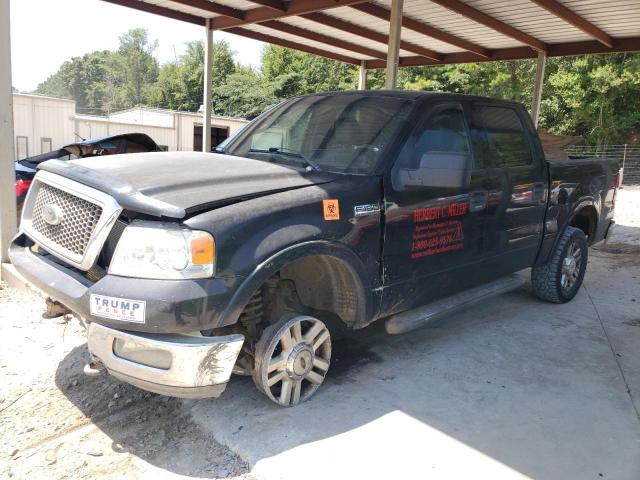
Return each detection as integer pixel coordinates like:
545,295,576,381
249,147,321,171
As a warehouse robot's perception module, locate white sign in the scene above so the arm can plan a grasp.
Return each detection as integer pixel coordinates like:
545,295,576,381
90,294,146,323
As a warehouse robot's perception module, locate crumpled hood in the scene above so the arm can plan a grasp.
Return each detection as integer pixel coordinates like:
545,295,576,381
38,151,338,219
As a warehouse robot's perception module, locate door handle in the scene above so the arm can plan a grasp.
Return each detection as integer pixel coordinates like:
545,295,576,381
469,190,488,212
532,183,545,203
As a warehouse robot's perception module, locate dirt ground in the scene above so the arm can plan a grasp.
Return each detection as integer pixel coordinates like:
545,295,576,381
0,283,253,480
1,187,638,479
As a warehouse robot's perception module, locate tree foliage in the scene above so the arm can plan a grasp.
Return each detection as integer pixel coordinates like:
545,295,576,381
117,28,159,106
395,54,639,144
37,28,159,114
36,50,122,114
34,28,639,143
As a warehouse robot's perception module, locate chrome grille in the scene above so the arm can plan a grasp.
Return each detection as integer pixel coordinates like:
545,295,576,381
21,171,123,271
31,183,103,256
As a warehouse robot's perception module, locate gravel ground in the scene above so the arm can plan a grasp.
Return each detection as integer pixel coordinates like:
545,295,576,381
0,286,253,479
1,185,638,479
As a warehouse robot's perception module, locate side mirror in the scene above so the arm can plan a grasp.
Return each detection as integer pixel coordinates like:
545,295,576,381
399,151,471,189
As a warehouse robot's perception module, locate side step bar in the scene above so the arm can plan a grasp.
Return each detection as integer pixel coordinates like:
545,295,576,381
385,274,526,335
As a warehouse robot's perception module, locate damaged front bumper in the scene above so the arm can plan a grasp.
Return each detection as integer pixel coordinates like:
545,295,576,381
88,322,244,399
9,234,245,399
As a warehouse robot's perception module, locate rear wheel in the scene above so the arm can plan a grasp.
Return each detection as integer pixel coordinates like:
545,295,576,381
253,313,331,407
531,226,588,303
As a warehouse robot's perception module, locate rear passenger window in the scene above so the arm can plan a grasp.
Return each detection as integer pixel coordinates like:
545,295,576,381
475,106,532,167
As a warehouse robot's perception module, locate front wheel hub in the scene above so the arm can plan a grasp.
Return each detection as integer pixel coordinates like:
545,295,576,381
287,343,315,380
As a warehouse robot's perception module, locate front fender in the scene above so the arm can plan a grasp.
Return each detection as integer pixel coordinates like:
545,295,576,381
217,241,375,328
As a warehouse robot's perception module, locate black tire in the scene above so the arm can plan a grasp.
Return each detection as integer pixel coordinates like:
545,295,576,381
531,226,588,303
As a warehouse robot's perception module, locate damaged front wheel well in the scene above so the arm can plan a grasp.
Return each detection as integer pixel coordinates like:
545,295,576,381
224,254,368,376
277,254,367,329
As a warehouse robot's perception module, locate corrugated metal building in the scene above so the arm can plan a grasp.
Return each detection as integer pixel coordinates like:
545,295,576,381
12,94,76,159
12,93,248,159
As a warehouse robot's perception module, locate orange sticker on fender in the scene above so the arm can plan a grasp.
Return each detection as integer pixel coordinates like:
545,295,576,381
323,199,340,221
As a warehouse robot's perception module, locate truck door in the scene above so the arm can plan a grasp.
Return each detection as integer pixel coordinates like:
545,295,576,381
381,101,489,315
469,103,547,274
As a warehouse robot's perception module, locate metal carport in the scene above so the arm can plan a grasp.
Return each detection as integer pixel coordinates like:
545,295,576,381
1,0,640,268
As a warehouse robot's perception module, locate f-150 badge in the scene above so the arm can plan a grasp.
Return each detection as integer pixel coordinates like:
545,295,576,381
354,204,381,217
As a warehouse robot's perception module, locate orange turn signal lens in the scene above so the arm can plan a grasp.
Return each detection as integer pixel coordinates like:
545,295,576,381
191,233,215,265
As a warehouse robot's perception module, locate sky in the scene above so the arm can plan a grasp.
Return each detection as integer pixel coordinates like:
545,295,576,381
10,0,265,92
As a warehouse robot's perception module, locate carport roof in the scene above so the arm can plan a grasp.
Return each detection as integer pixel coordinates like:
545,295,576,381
102,0,640,67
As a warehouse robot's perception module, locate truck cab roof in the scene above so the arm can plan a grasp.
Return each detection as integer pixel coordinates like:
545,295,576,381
304,90,526,108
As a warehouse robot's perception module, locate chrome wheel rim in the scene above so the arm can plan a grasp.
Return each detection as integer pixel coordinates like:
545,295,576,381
561,241,582,291
260,316,331,406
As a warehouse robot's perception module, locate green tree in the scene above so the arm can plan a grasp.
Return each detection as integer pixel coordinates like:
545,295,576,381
261,45,357,95
117,28,159,107
213,67,278,118
36,50,122,114
540,54,640,144
150,41,203,111
212,39,236,88
394,54,640,145
150,39,236,112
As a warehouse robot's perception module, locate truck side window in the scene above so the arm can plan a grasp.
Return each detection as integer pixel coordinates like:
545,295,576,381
416,108,470,160
475,106,532,167
392,104,471,190
395,105,470,170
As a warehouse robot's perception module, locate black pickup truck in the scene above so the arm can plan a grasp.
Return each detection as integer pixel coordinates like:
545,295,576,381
10,91,621,406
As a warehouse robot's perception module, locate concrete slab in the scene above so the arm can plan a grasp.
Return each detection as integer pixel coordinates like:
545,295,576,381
189,253,640,480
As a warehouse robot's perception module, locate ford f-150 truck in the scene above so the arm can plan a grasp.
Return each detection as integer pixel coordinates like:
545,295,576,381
10,91,622,406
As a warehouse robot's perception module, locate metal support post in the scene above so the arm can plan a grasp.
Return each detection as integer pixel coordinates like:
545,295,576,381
385,0,404,89
0,0,17,264
203,19,214,152
358,60,368,90
531,50,547,128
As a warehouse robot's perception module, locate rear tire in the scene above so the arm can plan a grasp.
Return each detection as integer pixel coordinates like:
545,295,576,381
531,226,588,303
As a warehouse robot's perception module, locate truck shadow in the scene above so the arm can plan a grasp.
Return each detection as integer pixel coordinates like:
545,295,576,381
55,260,640,479
54,344,249,478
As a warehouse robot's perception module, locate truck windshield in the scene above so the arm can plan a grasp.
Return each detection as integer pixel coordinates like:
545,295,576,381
222,95,413,174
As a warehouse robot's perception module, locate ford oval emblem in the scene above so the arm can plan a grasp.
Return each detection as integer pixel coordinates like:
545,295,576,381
42,204,64,226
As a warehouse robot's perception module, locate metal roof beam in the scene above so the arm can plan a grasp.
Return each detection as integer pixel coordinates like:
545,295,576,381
429,0,547,52
351,3,489,58
101,0,205,25
247,0,288,11
227,27,362,65
211,0,369,30
363,36,640,68
169,0,244,20
262,20,386,59
302,12,442,61
530,0,613,48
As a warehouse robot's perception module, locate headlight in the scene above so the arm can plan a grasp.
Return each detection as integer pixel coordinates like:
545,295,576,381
108,221,215,279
